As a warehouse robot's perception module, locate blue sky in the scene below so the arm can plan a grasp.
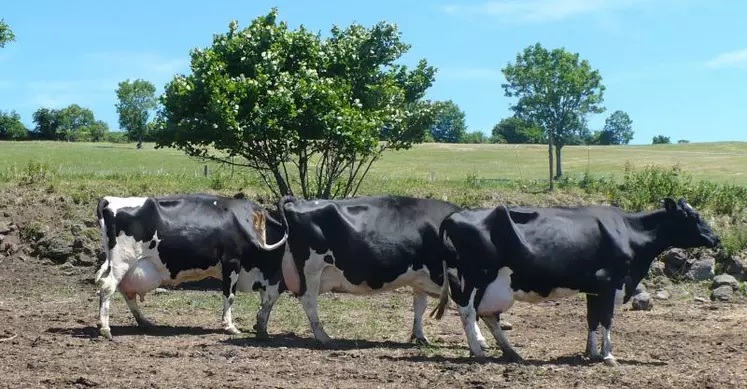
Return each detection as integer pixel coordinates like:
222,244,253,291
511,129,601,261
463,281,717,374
1,0,745,144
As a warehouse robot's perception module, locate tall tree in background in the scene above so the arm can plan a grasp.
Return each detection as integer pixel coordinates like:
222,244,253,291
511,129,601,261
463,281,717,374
155,9,437,199
0,19,15,48
30,105,106,141
115,79,157,141
429,100,466,143
31,108,58,140
0,110,28,140
599,110,634,145
491,117,544,144
55,104,96,141
502,43,605,189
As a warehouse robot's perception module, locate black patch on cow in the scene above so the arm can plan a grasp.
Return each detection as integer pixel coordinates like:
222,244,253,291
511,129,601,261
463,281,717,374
323,255,333,264
149,240,156,249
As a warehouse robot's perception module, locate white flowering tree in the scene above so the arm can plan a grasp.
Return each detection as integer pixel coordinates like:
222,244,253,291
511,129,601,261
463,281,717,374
154,8,437,199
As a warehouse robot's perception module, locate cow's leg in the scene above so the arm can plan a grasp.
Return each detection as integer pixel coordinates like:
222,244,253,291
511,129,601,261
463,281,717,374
599,293,619,367
299,273,332,345
221,260,242,335
482,314,523,362
97,253,134,340
410,289,429,345
585,294,603,361
474,319,490,351
253,283,280,339
121,291,155,328
457,303,488,359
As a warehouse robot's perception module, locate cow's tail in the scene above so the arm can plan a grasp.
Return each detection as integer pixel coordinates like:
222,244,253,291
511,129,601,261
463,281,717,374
431,217,454,320
94,198,112,286
275,195,302,295
276,195,295,231
250,196,292,252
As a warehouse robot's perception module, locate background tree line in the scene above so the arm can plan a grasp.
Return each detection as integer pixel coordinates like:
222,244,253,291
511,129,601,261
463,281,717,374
0,78,159,142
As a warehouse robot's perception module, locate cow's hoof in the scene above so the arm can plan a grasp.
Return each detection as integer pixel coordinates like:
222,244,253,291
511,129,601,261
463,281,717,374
603,357,619,367
502,351,524,364
500,321,513,331
469,349,489,360
411,335,430,346
254,327,269,339
136,318,156,329
224,326,242,335
478,339,490,351
99,328,113,340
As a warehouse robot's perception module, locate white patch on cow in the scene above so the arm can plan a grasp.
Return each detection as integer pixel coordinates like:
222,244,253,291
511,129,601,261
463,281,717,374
281,244,301,295
213,200,217,206
104,196,149,214
235,267,268,293
222,270,240,334
95,196,149,286
313,250,440,296
513,287,580,304
602,326,614,362
614,283,626,305
586,329,600,360
411,291,428,342
457,290,488,358
476,267,515,315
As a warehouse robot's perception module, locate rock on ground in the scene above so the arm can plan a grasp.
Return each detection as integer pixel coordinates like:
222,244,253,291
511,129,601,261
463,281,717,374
712,274,740,291
631,292,653,311
710,285,734,302
654,289,671,300
722,255,746,281
686,257,715,281
663,248,690,277
649,260,666,277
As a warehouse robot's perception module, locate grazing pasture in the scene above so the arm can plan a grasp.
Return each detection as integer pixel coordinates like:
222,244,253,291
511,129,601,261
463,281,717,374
0,140,746,388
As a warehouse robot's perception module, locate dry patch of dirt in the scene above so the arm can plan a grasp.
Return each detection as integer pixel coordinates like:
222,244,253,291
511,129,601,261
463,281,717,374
1,256,746,389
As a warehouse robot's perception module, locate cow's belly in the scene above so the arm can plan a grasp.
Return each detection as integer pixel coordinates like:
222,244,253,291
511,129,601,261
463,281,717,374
513,287,580,303
476,267,515,315
318,266,438,295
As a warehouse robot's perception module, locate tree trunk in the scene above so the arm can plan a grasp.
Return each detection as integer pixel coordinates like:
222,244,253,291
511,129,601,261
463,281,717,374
547,131,554,191
554,144,563,179
272,169,293,196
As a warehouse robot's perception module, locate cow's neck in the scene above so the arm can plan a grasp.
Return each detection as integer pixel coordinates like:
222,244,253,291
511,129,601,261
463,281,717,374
626,209,673,260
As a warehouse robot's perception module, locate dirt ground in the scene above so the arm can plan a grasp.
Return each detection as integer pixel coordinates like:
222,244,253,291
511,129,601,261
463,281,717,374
0,256,746,389
0,185,746,389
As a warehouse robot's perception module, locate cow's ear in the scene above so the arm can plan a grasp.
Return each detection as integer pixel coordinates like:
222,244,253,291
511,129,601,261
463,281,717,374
663,198,678,212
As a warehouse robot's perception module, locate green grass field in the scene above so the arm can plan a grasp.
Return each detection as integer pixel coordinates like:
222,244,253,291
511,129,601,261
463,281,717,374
2,140,746,186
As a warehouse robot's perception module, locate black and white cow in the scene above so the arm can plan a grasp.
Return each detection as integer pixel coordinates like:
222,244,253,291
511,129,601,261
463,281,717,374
277,194,493,347
94,194,289,340
432,198,720,366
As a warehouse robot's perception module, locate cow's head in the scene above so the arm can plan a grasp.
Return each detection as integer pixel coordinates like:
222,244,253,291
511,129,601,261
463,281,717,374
622,197,720,303
661,197,721,249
